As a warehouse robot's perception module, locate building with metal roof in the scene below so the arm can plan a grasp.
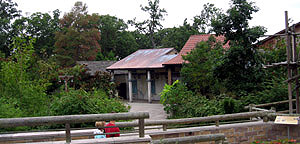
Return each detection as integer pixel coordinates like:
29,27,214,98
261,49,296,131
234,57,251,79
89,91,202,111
107,48,177,102
107,35,228,103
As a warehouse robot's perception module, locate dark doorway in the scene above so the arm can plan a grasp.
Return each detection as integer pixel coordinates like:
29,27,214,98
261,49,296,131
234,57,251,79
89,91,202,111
118,83,127,100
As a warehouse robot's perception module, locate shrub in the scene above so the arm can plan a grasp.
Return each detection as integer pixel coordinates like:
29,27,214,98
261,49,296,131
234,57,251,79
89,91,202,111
160,80,224,118
0,37,50,117
50,89,128,116
221,97,243,114
0,98,22,118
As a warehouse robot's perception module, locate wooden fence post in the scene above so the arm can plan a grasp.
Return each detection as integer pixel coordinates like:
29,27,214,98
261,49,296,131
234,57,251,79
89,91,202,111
271,107,276,112
138,118,145,137
163,124,167,131
249,104,254,120
65,123,71,143
215,120,220,127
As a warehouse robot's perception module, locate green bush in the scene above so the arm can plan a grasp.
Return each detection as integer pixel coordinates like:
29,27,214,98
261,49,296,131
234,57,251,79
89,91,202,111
0,98,22,118
50,89,128,116
241,76,288,111
160,80,245,118
160,80,224,118
221,97,243,114
0,37,50,117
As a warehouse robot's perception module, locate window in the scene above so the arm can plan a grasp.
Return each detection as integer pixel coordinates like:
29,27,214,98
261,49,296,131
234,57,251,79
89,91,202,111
132,80,137,94
151,80,155,94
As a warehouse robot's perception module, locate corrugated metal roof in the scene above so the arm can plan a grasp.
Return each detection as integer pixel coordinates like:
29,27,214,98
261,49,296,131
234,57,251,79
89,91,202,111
163,34,229,65
107,48,177,70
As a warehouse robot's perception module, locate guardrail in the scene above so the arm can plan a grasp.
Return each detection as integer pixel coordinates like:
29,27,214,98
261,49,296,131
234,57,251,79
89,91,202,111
245,99,297,114
116,111,272,131
0,112,149,143
0,111,273,143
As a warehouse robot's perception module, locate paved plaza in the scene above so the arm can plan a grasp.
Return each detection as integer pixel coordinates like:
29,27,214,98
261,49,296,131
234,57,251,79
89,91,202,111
126,101,168,120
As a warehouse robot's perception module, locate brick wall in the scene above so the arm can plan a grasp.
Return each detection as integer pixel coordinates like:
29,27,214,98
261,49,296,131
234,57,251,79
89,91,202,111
149,121,300,144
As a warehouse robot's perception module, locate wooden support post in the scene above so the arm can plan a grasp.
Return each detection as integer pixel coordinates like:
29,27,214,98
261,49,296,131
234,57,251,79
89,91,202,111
271,107,276,112
249,104,254,120
147,70,152,103
215,120,220,127
292,25,300,113
286,12,293,114
168,68,172,85
263,116,269,122
138,118,145,138
163,124,167,131
65,123,71,143
285,11,293,114
128,71,133,103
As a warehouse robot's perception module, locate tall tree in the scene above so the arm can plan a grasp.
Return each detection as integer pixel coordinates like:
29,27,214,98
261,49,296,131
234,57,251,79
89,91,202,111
97,15,137,59
11,10,60,60
192,3,222,33
158,19,199,51
129,0,167,48
54,1,100,67
0,0,20,57
181,36,224,96
211,0,266,95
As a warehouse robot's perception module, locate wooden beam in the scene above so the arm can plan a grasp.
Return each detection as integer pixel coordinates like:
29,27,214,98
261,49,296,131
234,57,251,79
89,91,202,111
0,112,149,128
291,25,300,113
244,99,297,109
138,118,145,138
168,68,172,85
285,11,293,114
65,123,71,143
283,74,300,83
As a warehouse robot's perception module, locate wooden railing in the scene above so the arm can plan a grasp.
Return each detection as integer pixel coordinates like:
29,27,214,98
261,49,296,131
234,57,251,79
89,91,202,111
0,111,274,143
0,112,149,143
245,99,297,113
116,111,272,131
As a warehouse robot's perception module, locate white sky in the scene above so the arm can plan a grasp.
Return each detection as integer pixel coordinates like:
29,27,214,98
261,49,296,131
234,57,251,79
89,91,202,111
14,0,300,35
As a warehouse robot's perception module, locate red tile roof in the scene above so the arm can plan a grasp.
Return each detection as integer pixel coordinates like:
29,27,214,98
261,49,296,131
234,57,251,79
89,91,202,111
163,34,229,65
107,48,177,70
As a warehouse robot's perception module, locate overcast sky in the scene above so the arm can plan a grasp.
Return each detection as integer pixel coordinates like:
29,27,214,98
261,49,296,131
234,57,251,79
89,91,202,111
14,0,300,35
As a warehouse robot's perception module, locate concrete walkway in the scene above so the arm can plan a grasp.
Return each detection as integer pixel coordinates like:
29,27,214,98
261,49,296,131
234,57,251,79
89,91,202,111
125,101,168,120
